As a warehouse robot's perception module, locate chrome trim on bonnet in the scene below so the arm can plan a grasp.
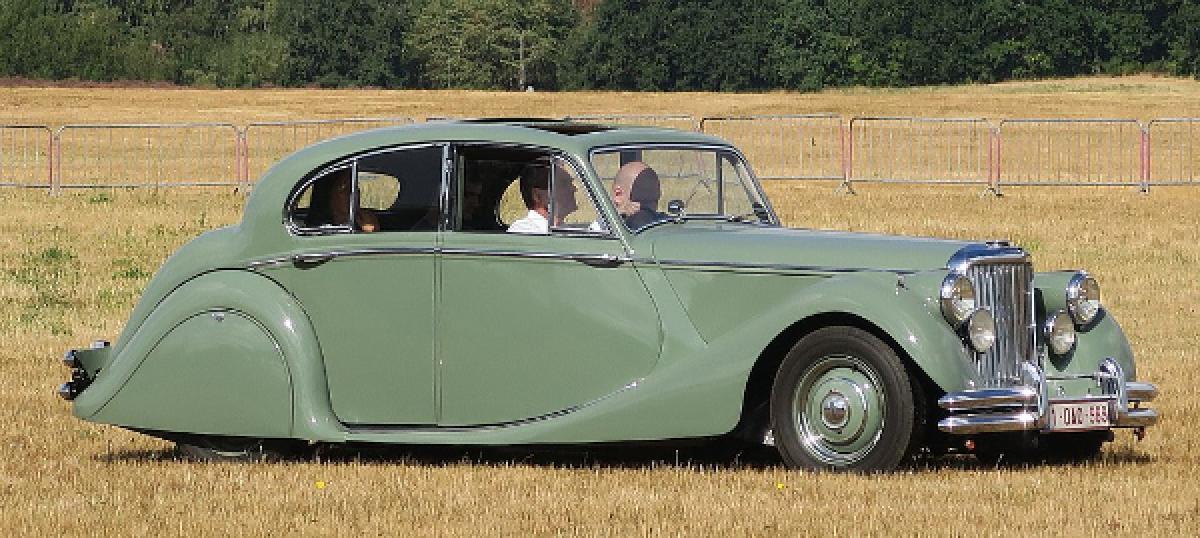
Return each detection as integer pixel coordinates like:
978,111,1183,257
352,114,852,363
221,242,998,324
946,243,1031,274
652,259,921,275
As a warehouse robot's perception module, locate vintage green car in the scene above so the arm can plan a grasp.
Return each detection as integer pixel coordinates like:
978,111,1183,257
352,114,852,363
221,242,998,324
60,120,1158,471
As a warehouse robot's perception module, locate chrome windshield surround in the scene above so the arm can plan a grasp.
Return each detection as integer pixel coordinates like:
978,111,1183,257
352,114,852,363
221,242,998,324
586,143,780,229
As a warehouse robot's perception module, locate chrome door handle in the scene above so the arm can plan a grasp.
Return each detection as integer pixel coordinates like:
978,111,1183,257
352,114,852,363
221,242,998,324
573,254,626,268
292,252,334,267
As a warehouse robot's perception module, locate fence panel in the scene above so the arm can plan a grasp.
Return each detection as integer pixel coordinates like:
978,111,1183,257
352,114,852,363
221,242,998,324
997,119,1144,189
55,123,240,190
1147,119,1200,185
699,115,843,180
566,114,697,132
0,125,53,188
849,117,992,188
244,118,415,182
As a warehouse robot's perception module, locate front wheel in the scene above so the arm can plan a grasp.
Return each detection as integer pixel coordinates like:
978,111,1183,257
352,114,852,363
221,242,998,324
770,327,922,472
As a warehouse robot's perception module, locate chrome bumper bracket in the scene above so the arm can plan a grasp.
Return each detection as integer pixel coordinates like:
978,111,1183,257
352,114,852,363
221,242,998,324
937,358,1158,435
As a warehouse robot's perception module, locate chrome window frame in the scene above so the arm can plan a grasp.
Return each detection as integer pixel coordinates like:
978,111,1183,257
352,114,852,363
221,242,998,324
447,141,620,241
586,143,780,234
283,142,448,237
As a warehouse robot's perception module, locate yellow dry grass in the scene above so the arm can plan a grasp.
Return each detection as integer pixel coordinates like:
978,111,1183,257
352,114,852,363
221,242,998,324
2,78,1200,536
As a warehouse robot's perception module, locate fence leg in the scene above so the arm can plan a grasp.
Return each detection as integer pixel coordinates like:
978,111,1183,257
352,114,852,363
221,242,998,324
1139,126,1150,194
50,130,61,197
835,119,856,195
237,129,249,192
984,126,1003,197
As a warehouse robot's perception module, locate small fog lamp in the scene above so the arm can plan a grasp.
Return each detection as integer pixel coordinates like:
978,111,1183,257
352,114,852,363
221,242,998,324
1044,310,1077,355
940,274,976,327
1066,273,1102,326
967,308,996,353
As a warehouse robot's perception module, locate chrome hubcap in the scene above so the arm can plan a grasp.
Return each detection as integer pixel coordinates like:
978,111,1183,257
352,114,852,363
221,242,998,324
820,391,850,430
792,354,886,465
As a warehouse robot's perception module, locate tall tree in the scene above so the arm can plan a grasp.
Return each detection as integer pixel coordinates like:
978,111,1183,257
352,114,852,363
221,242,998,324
407,0,574,90
276,0,412,87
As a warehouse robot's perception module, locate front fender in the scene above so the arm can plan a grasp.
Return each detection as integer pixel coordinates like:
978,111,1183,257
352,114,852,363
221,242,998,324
74,270,346,441
664,268,975,397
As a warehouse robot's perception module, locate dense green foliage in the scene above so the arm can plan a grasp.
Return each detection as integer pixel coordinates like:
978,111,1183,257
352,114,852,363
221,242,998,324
2,0,1198,90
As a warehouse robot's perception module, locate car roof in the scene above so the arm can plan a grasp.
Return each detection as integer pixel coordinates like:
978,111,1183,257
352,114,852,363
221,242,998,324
240,120,733,237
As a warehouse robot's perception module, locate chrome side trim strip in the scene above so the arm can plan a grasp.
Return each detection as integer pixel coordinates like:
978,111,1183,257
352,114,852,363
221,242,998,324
653,258,920,275
346,379,643,434
247,246,631,270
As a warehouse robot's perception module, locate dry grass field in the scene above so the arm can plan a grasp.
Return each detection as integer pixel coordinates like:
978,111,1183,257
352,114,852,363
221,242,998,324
2,77,1200,535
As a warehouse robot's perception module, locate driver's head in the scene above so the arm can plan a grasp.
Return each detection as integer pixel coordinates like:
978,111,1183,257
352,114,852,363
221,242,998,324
613,161,660,215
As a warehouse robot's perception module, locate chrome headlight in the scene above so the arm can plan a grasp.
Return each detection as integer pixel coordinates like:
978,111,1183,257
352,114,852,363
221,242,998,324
966,308,996,353
1066,273,1102,326
940,274,976,327
1044,310,1077,355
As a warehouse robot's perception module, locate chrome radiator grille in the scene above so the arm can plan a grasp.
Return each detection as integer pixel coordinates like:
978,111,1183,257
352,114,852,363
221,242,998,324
967,261,1035,387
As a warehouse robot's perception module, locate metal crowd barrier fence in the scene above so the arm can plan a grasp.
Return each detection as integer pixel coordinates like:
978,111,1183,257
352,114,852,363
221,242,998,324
566,114,698,132
698,115,843,181
242,117,415,183
847,117,994,191
996,119,1146,192
54,123,240,192
0,125,53,188
1146,119,1200,186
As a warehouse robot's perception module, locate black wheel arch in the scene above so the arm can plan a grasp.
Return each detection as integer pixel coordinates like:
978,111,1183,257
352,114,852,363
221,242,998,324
730,312,941,445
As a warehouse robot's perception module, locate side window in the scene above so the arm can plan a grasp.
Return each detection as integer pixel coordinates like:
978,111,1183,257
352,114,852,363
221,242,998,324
455,148,608,236
290,167,353,233
355,146,443,232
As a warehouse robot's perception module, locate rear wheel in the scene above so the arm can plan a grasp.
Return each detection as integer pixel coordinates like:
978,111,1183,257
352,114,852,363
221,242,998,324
176,436,305,462
770,327,921,472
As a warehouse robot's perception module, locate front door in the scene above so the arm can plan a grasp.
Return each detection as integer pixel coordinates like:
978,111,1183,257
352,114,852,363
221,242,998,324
436,151,661,426
270,145,444,425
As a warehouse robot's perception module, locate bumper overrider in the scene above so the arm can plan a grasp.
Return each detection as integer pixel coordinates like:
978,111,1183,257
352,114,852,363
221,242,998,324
938,358,1158,435
58,340,108,401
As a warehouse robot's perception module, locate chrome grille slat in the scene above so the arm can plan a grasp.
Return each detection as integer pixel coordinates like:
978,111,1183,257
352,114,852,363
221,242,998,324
967,260,1034,387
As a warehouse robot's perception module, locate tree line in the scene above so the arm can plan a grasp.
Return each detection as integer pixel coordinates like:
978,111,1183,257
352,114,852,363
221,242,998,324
2,0,1198,91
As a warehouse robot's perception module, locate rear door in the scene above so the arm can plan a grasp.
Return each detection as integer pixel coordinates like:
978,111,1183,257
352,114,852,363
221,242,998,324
269,144,444,426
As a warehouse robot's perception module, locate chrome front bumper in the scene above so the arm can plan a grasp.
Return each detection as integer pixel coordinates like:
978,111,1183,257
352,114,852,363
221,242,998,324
938,358,1159,435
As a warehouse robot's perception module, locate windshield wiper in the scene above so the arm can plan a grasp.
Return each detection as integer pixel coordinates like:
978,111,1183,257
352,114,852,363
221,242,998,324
726,202,771,223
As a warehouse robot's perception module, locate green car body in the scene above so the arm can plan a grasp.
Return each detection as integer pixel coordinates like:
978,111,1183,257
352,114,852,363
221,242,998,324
60,120,1158,470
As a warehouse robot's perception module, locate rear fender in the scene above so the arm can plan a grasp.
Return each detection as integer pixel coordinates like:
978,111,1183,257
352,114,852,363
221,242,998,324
74,270,346,441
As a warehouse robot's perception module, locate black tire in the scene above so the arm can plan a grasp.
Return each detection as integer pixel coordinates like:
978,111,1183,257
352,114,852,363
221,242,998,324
176,436,305,463
770,326,922,472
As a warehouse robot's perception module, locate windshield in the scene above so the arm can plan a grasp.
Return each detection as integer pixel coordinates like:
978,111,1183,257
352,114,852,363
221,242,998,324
590,146,773,232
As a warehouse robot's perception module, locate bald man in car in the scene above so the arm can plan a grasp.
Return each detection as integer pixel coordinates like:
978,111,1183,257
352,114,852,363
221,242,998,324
612,161,665,230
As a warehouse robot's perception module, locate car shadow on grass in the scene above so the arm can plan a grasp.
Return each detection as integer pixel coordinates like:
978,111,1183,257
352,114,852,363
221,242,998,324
94,439,1153,472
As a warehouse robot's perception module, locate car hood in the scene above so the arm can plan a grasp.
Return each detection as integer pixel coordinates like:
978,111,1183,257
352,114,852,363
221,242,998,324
645,223,972,272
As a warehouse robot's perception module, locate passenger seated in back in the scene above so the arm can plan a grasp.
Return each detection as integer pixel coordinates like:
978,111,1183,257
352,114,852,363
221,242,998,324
306,168,380,232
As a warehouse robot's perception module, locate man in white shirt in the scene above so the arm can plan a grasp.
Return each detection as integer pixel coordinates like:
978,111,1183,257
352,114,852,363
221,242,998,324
507,161,579,234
